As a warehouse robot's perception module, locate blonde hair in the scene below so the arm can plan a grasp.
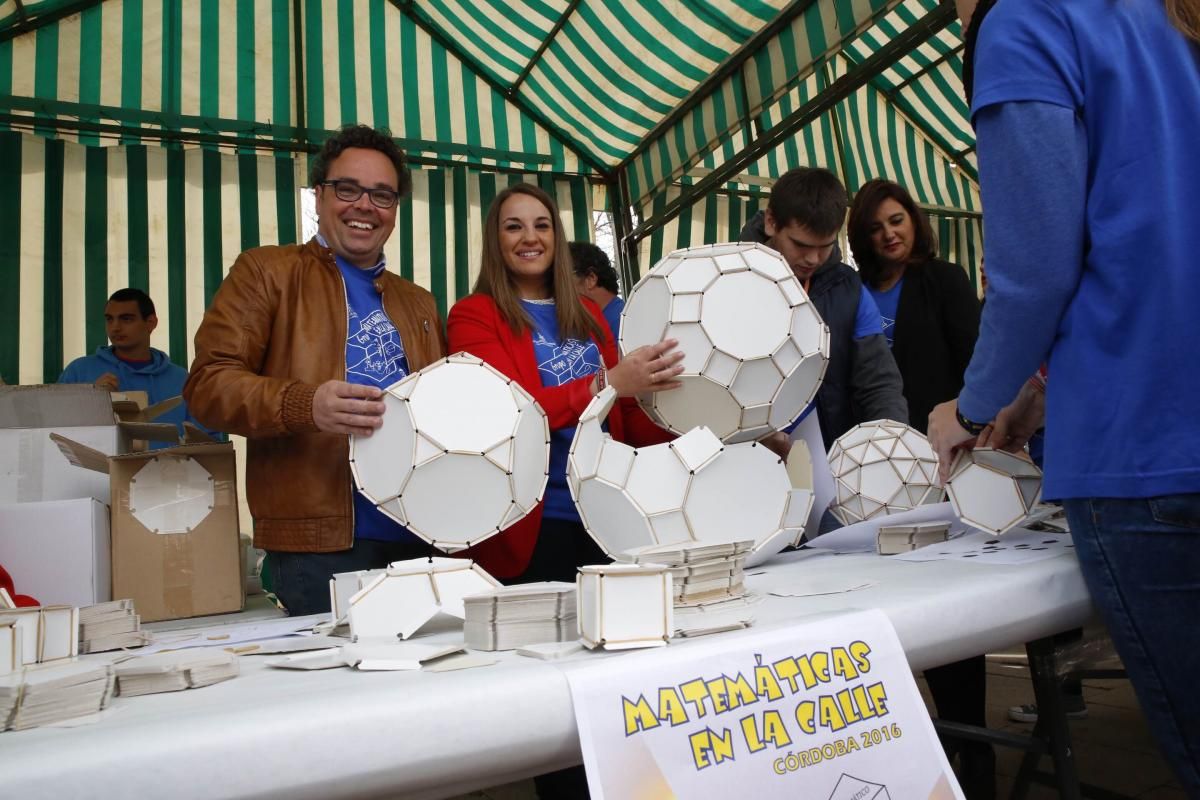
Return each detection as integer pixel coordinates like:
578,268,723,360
473,183,605,343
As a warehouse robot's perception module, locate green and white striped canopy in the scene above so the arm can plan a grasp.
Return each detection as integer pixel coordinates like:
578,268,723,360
0,0,981,385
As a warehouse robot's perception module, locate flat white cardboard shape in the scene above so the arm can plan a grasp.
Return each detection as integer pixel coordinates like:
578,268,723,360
349,354,550,551
620,243,829,443
946,448,1044,535
577,565,672,650
128,455,214,534
0,498,111,607
347,558,500,641
569,390,802,567
329,568,386,625
828,420,944,525
341,641,464,671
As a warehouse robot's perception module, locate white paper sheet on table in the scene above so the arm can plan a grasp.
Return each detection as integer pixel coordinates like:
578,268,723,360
892,528,1074,565
805,502,967,553
137,615,327,654
769,576,876,597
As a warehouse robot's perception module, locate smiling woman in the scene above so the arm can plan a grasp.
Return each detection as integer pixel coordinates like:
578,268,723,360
447,184,684,584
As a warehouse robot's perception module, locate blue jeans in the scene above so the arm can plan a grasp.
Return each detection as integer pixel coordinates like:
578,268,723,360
1063,495,1200,795
265,538,433,616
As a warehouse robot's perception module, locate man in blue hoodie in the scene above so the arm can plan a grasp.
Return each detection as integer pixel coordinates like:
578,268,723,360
58,288,201,446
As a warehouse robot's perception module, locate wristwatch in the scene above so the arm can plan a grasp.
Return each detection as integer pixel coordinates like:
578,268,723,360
955,405,988,436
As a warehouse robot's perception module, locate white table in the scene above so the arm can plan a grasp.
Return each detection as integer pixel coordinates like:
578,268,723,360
0,548,1092,800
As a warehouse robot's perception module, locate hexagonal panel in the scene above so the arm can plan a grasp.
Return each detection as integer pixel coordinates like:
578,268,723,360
701,271,790,359
511,405,550,511
401,454,514,544
768,354,826,430
741,245,792,281
790,301,827,356
577,478,656,556
664,258,719,294
685,444,790,555
409,361,516,453
652,377,741,440
353,397,415,501
625,444,692,515
729,357,784,407
619,275,672,355
664,322,714,374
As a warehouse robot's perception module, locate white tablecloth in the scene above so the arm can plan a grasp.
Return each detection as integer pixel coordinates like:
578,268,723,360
0,548,1092,800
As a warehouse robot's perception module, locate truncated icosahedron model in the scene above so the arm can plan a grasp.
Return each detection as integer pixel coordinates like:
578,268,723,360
827,419,944,525
945,448,1043,535
568,387,812,567
349,353,550,551
619,242,829,443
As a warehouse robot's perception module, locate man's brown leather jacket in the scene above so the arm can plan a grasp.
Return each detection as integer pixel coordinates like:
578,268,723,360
184,240,446,553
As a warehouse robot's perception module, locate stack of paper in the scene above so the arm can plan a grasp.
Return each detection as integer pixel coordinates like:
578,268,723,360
619,541,758,636
0,605,79,665
0,661,115,731
463,582,577,651
114,650,239,697
877,522,951,555
78,599,144,653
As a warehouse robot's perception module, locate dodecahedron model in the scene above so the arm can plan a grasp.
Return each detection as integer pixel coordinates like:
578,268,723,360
827,420,944,525
619,242,830,443
577,564,673,650
945,448,1043,535
349,353,550,551
567,387,812,567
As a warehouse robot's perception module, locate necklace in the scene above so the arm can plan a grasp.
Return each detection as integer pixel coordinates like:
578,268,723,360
521,297,556,305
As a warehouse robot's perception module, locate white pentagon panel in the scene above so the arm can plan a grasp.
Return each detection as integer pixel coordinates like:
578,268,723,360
409,359,516,453
351,355,549,551
577,478,656,555
622,242,830,442
619,275,671,353
350,393,415,502
828,421,941,525
730,357,784,407
625,445,691,515
684,444,791,564
128,456,214,534
946,448,1043,535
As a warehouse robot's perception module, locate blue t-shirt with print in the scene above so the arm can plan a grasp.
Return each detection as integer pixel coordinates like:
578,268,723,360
602,296,625,343
867,278,903,348
321,235,417,543
522,299,604,522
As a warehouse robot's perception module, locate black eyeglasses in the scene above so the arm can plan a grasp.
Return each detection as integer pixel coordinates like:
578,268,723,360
319,179,401,209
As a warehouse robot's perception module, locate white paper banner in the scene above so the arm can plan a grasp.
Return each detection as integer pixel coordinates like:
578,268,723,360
566,609,963,799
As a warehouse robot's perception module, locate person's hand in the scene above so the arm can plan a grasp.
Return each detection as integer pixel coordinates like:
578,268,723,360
928,398,980,484
978,381,1044,453
312,380,386,436
603,339,685,398
94,373,119,391
758,431,793,460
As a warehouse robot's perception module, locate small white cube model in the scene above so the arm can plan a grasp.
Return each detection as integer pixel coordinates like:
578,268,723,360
827,419,943,524
350,353,550,551
577,564,672,650
946,448,1043,535
347,557,500,642
568,388,812,566
620,242,830,443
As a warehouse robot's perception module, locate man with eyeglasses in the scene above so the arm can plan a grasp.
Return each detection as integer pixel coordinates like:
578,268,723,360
740,167,906,452
185,124,447,615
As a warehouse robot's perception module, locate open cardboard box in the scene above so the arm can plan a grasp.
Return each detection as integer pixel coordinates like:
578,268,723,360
0,385,181,504
51,434,244,623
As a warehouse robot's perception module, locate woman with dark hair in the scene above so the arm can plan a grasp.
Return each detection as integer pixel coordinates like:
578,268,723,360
848,179,981,433
448,183,681,584
849,180,991,797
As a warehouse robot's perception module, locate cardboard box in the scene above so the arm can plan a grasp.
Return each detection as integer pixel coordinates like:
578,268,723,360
0,385,179,504
0,498,111,607
53,437,244,623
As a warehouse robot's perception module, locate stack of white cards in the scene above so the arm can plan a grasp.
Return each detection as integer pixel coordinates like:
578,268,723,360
463,582,576,651
78,599,144,653
876,522,951,555
114,650,239,697
619,541,758,636
0,661,115,731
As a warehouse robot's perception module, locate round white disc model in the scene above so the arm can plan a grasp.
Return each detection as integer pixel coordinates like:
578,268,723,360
349,353,551,551
619,242,830,443
827,420,943,525
945,448,1043,535
568,387,813,567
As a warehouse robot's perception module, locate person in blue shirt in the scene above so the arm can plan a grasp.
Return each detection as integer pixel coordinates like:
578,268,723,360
58,288,206,448
570,240,625,341
930,0,1200,793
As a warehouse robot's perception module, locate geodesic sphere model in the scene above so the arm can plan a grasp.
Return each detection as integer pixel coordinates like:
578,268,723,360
945,447,1043,535
567,387,812,567
619,242,830,443
349,353,550,551
827,419,944,525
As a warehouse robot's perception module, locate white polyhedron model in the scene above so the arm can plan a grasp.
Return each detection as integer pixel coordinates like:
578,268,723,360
349,353,550,551
567,387,812,567
827,420,944,525
945,448,1043,535
619,242,830,443
577,564,673,650
347,557,501,642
